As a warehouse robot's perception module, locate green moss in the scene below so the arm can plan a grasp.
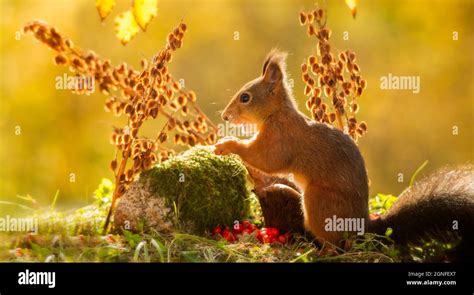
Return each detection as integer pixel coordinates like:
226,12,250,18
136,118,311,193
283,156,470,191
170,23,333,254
140,146,252,234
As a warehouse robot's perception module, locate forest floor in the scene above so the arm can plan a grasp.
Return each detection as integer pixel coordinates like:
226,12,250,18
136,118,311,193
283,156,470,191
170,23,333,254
0,179,452,263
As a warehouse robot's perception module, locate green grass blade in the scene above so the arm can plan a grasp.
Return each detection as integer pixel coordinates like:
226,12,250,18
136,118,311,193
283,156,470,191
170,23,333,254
409,160,428,187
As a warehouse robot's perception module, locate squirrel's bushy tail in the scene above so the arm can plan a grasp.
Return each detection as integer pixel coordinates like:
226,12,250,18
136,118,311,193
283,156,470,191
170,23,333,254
369,165,474,261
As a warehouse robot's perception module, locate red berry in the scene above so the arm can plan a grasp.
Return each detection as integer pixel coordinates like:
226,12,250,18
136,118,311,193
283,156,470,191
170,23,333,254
223,231,236,242
222,227,230,236
267,228,279,237
277,235,287,244
233,223,243,234
256,229,263,242
242,220,251,229
248,224,257,232
262,234,273,244
213,226,222,235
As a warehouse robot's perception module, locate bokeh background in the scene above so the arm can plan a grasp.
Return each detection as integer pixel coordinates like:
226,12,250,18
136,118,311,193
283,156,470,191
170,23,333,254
1,0,473,213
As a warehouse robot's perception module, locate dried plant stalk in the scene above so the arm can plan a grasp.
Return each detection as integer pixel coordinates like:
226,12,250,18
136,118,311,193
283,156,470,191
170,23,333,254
23,20,218,232
299,6,368,141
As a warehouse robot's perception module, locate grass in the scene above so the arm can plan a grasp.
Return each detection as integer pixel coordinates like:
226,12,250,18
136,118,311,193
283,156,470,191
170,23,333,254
0,177,451,263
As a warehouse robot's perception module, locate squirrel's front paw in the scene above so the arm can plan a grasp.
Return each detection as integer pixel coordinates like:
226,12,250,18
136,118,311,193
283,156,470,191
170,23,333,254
214,138,238,156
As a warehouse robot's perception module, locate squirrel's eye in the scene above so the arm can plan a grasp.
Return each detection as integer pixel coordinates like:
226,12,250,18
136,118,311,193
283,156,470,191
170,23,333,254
240,93,251,103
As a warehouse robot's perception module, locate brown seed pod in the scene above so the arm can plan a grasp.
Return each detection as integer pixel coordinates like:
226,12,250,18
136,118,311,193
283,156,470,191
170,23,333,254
64,39,73,49
351,103,359,114
146,100,158,109
131,128,138,138
299,12,307,25
307,25,316,36
173,133,181,144
158,132,168,143
301,63,308,73
181,105,189,116
172,81,181,92
180,134,188,145
54,54,68,65
158,95,167,106
313,88,322,97
323,86,333,97
124,104,134,115
179,22,187,33
110,160,118,172
302,73,310,82
177,95,187,106
169,102,179,111
317,9,324,19
307,12,315,23
123,134,131,144
348,51,356,62
187,91,197,102
352,63,360,74
359,121,368,132
188,135,196,146
315,96,322,107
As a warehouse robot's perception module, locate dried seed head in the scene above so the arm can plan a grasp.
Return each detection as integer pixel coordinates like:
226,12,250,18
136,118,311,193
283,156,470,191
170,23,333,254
158,132,168,143
188,91,197,102
177,95,187,106
352,63,360,74
299,12,307,25
179,22,187,33
54,54,68,65
317,9,324,19
348,51,356,62
301,63,308,73
302,73,310,83
351,103,359,113
323,86,333,97
110,160,117,172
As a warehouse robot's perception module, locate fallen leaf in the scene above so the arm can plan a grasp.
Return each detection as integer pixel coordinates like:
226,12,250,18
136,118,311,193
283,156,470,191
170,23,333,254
115,10,141,45
96,0,116,21
132,0,158,31
345,0,357,19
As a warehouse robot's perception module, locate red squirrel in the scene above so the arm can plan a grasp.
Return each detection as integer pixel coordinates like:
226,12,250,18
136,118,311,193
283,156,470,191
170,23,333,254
214,49,474,260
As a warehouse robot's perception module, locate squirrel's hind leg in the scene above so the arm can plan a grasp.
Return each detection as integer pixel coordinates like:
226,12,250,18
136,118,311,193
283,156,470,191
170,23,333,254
256,183,306,234
302,185,346,246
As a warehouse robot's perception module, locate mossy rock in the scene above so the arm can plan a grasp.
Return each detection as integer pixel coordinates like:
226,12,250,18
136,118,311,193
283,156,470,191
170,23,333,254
114,146,252,234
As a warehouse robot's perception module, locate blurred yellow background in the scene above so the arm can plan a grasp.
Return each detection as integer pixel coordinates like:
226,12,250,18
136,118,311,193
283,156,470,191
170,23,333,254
0,0,472,212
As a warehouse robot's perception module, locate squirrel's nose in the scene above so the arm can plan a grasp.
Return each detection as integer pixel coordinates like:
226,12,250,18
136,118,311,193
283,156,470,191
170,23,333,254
222,114,229,121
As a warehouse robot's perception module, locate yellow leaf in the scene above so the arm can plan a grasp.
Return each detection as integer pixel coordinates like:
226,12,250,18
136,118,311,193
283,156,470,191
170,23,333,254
132,0,158,31
115,10,140,45
96,0,116,21
345,0,357,19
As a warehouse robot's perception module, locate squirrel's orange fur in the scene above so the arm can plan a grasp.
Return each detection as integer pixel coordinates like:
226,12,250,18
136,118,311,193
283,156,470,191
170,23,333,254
215,49,368,244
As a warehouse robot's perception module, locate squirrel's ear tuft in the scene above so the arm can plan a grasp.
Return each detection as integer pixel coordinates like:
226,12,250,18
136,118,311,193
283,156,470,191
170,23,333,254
262,48,288,84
